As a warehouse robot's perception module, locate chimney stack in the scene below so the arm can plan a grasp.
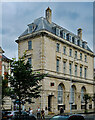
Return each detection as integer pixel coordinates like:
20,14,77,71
77,28,82,40
46,7,52,24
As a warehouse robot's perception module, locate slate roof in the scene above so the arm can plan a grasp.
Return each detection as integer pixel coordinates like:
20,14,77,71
19,17,93,53
19,17,76,37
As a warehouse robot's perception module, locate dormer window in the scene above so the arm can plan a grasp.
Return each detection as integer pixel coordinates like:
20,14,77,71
82,42,85,48
56,28,60,36
80,40,82,47
63,32,66,39
28,23,36,33
66,33,69,41
32,24,36,32
60,31,63,38
72,37,75,44
69,35,72,42
77,40,80,46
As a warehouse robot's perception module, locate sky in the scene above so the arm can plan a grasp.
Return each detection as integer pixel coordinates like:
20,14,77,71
1,2,93,59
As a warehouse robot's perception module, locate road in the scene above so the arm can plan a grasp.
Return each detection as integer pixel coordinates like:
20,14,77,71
84,114,95,120
44,114,95,120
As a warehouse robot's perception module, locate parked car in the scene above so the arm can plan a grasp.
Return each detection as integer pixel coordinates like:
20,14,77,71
2,111,20,120
2,110,29,120
50,114,85,120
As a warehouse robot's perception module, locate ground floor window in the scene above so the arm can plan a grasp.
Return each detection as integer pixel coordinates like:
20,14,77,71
58,84,63,104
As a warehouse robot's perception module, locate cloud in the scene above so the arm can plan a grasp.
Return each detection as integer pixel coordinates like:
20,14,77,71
2,2,93,59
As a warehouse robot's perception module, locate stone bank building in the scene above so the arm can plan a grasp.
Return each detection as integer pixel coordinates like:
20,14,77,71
16,8,94,113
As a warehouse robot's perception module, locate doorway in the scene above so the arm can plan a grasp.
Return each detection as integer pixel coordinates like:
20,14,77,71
48,95,52,111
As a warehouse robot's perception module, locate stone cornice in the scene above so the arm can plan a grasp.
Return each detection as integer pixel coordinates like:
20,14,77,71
16,30,94,57
47,74,94,85
34,68,94,84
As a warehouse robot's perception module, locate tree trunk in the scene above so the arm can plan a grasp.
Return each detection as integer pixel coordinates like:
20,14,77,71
19,97,21,119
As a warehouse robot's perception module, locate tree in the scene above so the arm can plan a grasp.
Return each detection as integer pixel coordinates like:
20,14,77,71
83,94,91,113
8,55,46,116
2,76,12,104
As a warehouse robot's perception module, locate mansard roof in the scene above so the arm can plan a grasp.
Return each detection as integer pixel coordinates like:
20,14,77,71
19,17,76,38
18,17,93,53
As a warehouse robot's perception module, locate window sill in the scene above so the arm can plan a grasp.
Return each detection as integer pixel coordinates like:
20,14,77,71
63,53,67,56
56,51,61,53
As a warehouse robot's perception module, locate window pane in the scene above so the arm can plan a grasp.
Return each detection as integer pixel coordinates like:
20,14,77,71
69,49,72,56
63,32,66,39
69,63,72,75
63,61,66,74
66,34,69,41
69,35,72,42
80,66,82,77
56,28,60,36
28,57,32,65
71,86,75,103
58,85,63,104
75,65,77,76
56,43,60,52
63,46,66,54
72,37,75,44
28,41,32,50
84,68,87,78
75,51,77,59
56,59,59,72
80,53,82,60
85,55,87,62
81,87,85,103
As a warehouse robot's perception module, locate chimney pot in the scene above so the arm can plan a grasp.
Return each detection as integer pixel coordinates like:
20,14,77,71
77,28,82,40
45,7,52,23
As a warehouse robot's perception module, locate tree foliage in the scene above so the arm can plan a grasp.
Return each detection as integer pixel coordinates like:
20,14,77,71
2,76,12,104
8,54,46,114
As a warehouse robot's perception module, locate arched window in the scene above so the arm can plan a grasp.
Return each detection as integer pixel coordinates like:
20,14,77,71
58,84,63,104
71,85,76,103
81,87,86,103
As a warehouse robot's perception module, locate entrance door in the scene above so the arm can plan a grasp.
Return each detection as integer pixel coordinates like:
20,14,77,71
48,95,52,111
